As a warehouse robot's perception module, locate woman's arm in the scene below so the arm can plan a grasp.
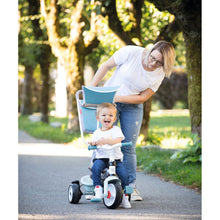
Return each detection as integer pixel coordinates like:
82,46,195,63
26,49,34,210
114,88,154,104
90,56,117,87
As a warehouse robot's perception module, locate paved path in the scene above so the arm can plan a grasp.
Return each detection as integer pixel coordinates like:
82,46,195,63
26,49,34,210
18,130,201,220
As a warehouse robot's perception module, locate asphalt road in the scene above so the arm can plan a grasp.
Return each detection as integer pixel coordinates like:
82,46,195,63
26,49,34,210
18,130,201,220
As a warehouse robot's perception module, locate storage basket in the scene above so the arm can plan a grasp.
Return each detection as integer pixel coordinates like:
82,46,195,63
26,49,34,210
80,175,94,192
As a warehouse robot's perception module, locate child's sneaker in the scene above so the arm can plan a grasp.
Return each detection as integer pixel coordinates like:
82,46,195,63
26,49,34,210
85,195,94,200
91,185,102,202
121,194,131,208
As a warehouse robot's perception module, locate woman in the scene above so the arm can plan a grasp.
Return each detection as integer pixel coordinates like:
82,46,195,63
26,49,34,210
90,40,176,201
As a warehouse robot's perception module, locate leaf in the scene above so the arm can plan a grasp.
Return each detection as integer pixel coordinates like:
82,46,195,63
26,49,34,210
170,152,179,160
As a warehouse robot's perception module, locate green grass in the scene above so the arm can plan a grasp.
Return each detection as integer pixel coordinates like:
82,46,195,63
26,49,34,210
150,113,190,137
136,147,201,190
139,110,191,149
18,115,80,143
136,110,201,190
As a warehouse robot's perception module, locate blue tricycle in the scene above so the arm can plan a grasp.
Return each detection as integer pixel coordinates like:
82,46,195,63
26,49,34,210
67,86,133,209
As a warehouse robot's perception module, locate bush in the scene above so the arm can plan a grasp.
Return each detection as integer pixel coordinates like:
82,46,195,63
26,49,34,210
170,134,201,163
146,131,162,145
136,147,201,189
154,70,188,109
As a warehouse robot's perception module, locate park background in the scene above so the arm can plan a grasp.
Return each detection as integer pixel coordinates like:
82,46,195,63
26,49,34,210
18,0,199,143
0,0,219,219
18,0,201,185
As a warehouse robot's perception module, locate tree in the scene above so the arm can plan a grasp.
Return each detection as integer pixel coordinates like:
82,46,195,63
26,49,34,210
27,0,53,123
148,0,201,137
40,0,99,130
19,0,38,115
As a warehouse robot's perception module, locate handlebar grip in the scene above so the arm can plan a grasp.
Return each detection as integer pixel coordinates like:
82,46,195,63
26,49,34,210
121,141,132,147
88,145,97,150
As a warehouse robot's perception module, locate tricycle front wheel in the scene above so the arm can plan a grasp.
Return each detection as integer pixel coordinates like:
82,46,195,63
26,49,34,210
103,182,123,209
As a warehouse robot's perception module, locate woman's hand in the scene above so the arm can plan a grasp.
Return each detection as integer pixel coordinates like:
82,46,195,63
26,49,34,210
114,95,120,103
114,88,154,104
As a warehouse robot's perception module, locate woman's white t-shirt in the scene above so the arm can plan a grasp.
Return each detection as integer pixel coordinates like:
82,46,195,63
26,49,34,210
92,126,125,160
104,45,165,96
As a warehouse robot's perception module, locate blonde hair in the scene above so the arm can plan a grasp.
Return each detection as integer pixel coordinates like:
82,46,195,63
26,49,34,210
144,40,176,78
96,103,117,116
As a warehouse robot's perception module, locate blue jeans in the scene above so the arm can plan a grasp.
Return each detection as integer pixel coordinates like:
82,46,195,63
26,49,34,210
92,159,129,189
115,103,144,186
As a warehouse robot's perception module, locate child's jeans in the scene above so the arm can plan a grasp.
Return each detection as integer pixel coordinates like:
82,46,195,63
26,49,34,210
92,158,129,189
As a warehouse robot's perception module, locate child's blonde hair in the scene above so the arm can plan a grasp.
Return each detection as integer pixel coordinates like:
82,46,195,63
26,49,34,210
96,103,117,116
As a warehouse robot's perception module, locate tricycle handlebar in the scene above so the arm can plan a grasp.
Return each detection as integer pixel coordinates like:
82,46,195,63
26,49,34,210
88,141,132,151
88,145,98,150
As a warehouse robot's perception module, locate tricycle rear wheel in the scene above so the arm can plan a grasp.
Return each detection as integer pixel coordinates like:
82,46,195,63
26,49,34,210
68,183,82,204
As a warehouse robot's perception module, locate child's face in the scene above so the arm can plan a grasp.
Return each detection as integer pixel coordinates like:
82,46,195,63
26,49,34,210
96,107,117,130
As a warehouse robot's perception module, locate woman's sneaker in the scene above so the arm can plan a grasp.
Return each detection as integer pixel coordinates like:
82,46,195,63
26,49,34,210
131,188,143,201
121,194,131,208
91,185,102,202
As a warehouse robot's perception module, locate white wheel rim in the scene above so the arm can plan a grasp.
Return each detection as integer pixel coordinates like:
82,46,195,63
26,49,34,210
104,183,117,207
68,186,73,201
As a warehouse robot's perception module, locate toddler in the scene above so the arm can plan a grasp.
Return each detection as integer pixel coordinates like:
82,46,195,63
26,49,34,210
89,102,131,208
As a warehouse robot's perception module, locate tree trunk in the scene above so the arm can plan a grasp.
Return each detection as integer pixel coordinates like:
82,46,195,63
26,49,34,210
184,38,201,137
181,0,201,137
28,0,52,123
21,65,34,115
55,60,67,117
40,62,50,123
140,97,153,138
66,47,85,130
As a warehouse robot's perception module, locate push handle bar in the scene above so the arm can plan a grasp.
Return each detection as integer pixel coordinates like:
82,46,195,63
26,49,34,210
88,145,97,150
88,141,132,151
121,141,132,147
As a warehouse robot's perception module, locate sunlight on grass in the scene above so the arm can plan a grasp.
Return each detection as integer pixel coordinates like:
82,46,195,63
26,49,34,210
146,109,191,149
161,137,191,149
150,109,189,117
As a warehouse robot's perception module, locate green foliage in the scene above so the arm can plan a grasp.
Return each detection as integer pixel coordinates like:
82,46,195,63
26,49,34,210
136,110,191,149
173,100,188,109
136,147,201,190
18,115,80,143
19,0,54,67
173,32,186,66
146,131,162,145
141,2,171,44
149,111,191,138
170,134,201,163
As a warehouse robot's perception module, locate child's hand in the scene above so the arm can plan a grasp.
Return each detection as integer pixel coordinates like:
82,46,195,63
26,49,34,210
88,141,97,146
96,137,122,146
96,138,106,146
